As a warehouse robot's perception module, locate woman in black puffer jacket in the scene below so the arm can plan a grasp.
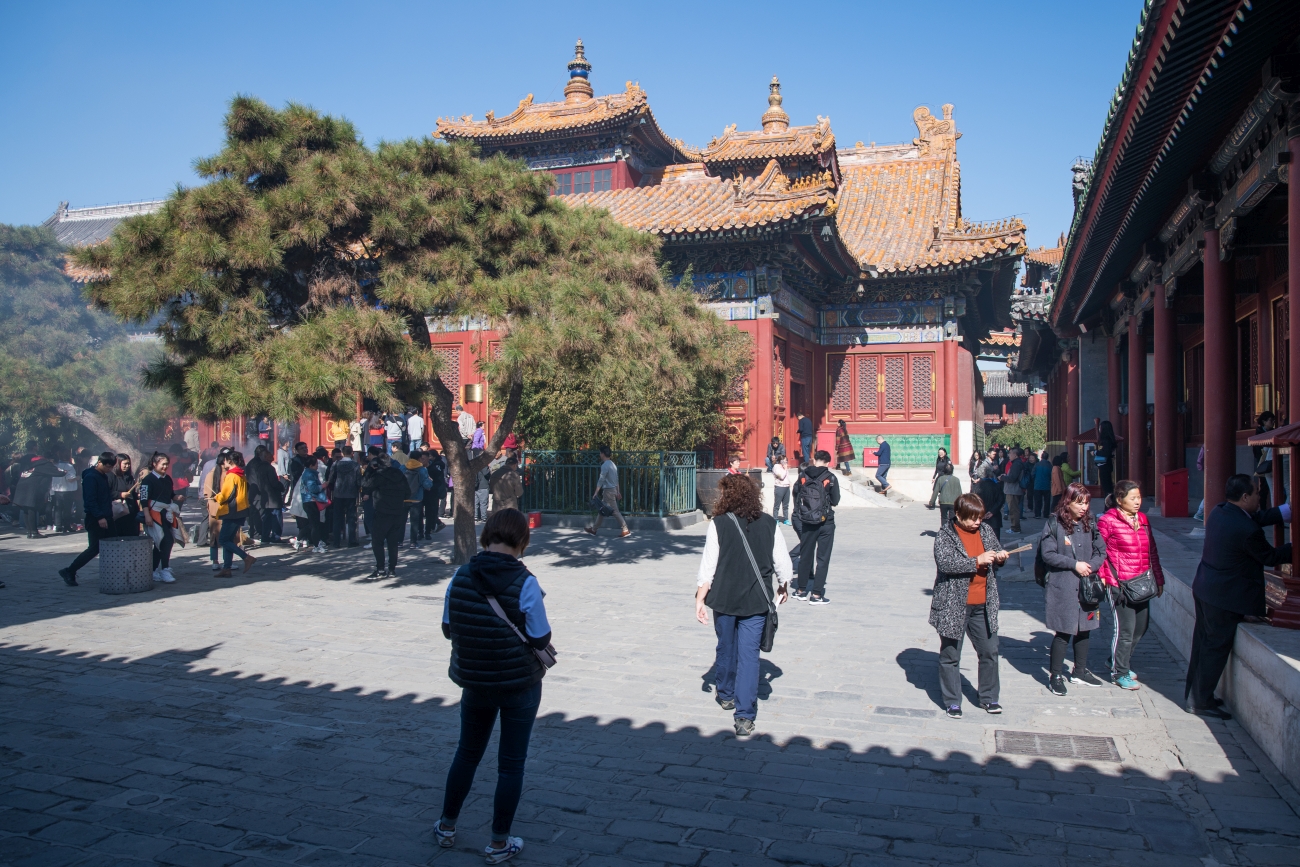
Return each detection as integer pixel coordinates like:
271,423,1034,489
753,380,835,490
435,509,553,865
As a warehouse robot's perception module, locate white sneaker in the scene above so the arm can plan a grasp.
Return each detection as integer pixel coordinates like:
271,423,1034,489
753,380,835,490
152,568,162,582
363,543,372,550
315,542,327,554
210,561,221,571
157,569,175,584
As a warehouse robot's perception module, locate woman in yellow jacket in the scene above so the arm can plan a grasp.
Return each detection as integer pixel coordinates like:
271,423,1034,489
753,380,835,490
214,451,257,577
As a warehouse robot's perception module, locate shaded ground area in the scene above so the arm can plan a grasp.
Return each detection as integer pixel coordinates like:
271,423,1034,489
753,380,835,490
2,504,1298,865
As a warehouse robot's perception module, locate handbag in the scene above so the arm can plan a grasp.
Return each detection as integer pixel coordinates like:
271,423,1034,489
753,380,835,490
590,491,614,517
483,594,558,670
1077,523,1107,606
1108,518,1158,604
111,500,130,520
726,513,778,652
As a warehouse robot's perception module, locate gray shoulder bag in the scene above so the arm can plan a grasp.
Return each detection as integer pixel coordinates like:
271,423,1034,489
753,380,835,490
726,513,778,652
484,593,558,670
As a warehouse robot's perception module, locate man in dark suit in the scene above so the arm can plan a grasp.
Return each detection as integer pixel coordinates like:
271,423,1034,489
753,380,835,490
1186,474,1291,719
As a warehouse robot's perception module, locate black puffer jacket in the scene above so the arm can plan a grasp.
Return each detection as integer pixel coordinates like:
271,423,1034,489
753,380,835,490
446,551,545,694
361,465,409,517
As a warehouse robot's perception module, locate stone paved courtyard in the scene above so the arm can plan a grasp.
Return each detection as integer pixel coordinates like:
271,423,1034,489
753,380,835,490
2,503,1299,866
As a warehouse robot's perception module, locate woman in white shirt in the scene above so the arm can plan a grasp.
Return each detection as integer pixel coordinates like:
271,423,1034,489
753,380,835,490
696,474,791,737
771,457,793,525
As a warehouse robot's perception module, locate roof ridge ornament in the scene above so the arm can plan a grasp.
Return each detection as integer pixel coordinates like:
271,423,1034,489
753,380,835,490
565,40,594,103
761,76,790,133
912,104,960,157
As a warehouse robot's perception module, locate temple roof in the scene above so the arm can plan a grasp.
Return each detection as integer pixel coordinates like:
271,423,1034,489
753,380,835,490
43,199,164,248
833,109,1025,276
564,158,835,237
982,369,1028,398
696,117,836,171
1024,245,1063,267
436,81,671,145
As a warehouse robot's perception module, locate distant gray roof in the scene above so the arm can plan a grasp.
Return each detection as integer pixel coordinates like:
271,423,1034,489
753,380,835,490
42,200,165,247
982,370,1028,399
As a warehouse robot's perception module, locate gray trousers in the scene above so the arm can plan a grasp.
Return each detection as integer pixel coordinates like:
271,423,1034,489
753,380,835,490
592,488,628,532
474,490,489,521
772,486,791,521
938,604,1000,708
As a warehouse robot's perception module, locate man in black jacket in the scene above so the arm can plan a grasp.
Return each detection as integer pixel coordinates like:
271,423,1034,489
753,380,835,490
1185,474,1291,719
58,452,118,587
361,456,411,580
791,451,840,605
246,446,284,543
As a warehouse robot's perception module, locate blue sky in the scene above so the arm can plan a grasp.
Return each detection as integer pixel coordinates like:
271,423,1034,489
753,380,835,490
1,1,1139,250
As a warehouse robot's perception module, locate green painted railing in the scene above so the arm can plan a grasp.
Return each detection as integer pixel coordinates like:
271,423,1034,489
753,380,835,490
519,451,698,517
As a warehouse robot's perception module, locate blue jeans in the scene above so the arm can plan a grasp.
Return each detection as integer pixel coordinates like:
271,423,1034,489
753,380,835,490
800,436,813,464
713,613,765,720
441,683,541,838
219,518,247,568
875,464,891,488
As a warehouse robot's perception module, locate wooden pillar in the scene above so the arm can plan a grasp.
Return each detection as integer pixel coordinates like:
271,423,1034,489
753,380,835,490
1128,313,1147,491
944,338,959,456
1204,223,1235,514
1153,283,1178,508
1108,336,1123,476
1066,347,1080,466
1290,114,1300,431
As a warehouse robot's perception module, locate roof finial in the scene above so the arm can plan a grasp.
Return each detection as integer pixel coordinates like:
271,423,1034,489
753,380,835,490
761,76,789,132
564,39,593,103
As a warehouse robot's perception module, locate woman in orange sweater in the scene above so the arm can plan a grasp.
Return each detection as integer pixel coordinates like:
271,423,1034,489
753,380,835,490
930,493,1009,718
214,451,256,577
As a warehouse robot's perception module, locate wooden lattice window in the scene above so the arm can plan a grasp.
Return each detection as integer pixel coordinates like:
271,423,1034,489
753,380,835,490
1239,316,1259,430
790,347,808,383
1275,297,1289,425
726,373,746,404
857,356,878,414
911,355,933,411
829,355,852,413
774,340,786,407
433,345,461,394
884,356,906,412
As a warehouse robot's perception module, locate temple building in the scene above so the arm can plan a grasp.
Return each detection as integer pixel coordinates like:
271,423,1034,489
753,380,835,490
433,42,1026,471
1022,1,1300,518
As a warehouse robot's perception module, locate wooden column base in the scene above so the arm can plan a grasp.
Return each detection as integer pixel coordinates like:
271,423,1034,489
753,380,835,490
1265,572,1300,629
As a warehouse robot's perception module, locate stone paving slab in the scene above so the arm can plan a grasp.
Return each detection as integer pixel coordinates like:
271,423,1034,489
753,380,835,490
0,504,1298,865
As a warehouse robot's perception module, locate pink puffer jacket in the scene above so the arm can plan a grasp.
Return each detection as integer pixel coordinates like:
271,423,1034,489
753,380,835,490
1097,508,1164,587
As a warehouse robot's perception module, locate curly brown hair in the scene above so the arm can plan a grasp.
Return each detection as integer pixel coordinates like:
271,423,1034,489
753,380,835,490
713,474,763,521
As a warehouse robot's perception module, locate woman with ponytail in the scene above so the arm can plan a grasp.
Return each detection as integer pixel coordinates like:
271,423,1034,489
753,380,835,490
1039,482,1107,696
1097,480,1164,690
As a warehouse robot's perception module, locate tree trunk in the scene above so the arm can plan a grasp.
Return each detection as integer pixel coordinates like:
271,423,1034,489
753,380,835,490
425,375,526,564
55,403,142,468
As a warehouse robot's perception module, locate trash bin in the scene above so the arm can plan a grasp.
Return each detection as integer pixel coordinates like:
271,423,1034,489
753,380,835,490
98,536,154,595
1160,469,1189,518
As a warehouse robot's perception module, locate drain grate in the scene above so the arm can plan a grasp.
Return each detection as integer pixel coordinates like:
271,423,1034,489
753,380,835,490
995,730,1120,762
874,706,937,719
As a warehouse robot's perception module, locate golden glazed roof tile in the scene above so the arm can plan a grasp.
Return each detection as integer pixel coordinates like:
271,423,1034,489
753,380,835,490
435,81,655,141
832,106,1024,275
561,159,834,236
699,117,835,167
1025,245,1064,267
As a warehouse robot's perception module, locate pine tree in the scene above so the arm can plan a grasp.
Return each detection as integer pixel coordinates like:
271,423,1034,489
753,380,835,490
77,98,747,561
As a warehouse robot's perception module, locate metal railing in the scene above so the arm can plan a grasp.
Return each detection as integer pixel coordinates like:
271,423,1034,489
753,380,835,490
519,450,698,517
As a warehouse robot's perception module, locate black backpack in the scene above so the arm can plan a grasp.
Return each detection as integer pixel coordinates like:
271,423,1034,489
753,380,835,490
796,474,832,525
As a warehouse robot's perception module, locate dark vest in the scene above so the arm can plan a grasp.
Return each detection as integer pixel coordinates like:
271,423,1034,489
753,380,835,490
447,567,543,693
705,513,778,617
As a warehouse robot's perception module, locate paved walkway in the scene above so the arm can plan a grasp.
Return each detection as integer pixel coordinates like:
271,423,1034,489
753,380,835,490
1,503,1298,866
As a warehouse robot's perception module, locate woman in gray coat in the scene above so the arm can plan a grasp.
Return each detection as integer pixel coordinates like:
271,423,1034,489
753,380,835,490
931,492,1008,718
1039,481,1107,696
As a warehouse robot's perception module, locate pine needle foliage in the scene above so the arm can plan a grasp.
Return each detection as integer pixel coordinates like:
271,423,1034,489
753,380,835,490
74,97,748,560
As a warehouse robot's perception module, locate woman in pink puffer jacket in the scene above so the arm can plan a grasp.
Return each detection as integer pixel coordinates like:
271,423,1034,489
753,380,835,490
1097,480,1164,690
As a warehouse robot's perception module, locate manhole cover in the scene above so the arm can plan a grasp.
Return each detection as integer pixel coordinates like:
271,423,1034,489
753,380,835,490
995,730,1120,762
874,706,937,718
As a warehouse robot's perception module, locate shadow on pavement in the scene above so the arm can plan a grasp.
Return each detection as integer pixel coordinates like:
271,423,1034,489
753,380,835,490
2,643,1295,866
